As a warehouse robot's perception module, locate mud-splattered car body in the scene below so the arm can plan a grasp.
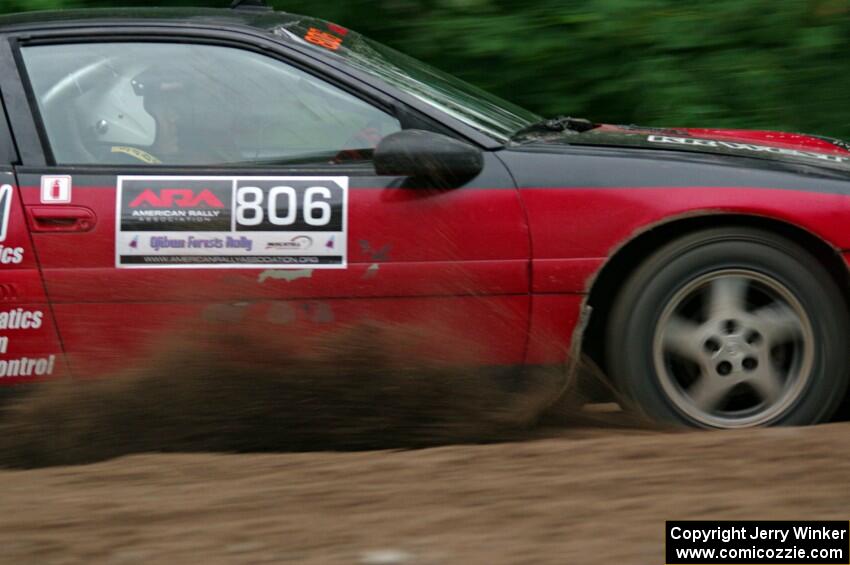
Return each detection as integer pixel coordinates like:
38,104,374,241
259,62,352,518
1,5,850,427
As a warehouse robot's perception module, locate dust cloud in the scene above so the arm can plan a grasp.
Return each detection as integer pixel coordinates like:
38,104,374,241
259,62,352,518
0,322,583,468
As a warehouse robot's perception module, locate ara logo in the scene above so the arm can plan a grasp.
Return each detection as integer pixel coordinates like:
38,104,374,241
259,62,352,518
119,178,232,233
325,235,335,249
129,236,139,249
129,189,225,209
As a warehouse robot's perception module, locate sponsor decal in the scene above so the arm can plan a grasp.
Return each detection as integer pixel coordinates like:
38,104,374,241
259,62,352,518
647,135,850,165
0,184,11,242
266,235,313,250
0,307,58,379
0,309,54,377
149,235,254,252
121,180,232,232
304,27,343,51
825,137,850,152
0,186,24,264
0,245,23,265
40,175,72,204
0,308,43,330
0,184,38,265
0,355,56,378
116,176,347,268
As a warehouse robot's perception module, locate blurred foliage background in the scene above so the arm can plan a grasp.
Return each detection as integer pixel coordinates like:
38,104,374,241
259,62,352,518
2,0,849,137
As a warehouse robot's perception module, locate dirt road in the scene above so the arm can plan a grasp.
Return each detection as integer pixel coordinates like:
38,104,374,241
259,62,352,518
2,420,848,564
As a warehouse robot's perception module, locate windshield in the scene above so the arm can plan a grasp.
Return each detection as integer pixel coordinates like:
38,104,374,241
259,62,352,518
272,21,541,142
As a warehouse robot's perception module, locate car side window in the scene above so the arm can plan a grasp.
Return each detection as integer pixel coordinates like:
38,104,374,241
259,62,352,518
20,42,402,166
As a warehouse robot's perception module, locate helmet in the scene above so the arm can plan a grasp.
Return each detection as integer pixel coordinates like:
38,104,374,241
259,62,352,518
129,63,236,163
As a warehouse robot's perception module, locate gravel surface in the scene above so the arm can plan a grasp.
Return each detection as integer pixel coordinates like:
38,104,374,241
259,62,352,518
2,421,846,564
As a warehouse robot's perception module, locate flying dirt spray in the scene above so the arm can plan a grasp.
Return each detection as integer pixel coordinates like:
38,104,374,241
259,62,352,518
0,321,593,468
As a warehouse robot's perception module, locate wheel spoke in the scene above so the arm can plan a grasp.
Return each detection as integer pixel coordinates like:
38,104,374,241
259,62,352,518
662,315,705,363
654,268,814,427
706,276,749,319
687,374,734,412
752,304,802,346
747,362,785,405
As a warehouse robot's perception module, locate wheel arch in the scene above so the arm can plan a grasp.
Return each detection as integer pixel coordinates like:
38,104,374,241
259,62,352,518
581,212,850,375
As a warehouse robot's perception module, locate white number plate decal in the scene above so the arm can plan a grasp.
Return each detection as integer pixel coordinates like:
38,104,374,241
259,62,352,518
116,176,348,268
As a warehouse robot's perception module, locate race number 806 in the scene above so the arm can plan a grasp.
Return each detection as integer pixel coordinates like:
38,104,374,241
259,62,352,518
234,180,345,232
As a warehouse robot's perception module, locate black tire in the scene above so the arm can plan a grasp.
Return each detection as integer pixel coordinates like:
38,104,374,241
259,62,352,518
607,226,849,428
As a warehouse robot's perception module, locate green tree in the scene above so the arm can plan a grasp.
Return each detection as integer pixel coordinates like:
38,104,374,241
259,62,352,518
2,0,850,138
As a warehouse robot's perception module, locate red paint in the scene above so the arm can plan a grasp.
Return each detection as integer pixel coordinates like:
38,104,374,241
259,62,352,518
326,23,349,37
0,176,68,384
522,187,850,261
54,296,530,376
520,186,850,364
525,294,583,365
27,206,96,233
18,181,532,377
599,123,850,155
6,177,850,381
678,128,850,155
533,258,605,294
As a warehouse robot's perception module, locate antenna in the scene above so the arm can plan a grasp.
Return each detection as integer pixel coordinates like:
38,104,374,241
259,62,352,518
229,0,273,12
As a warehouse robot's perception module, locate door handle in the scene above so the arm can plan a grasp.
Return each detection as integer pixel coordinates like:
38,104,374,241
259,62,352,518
26,206,96,233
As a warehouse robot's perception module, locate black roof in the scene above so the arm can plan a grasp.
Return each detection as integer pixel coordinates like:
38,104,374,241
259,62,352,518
0,7,316,33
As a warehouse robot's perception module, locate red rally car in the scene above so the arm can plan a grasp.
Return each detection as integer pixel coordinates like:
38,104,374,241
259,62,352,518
0,1,849,429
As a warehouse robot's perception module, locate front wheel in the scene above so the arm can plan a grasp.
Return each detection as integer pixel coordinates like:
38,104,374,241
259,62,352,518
607,227,849,428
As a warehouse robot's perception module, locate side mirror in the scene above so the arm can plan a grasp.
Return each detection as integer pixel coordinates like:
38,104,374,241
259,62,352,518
374,129,484,186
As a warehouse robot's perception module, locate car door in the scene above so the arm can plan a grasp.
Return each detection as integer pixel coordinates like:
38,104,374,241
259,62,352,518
0,94,67,386
6,31,530,377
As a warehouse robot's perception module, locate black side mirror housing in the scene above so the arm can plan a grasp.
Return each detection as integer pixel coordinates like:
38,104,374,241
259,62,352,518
374,129,484,186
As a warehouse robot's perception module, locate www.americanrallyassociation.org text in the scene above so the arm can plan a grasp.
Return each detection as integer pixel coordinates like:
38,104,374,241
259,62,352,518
670,525,848,545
